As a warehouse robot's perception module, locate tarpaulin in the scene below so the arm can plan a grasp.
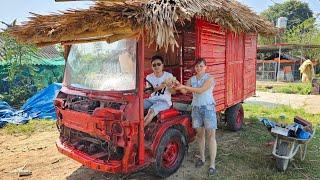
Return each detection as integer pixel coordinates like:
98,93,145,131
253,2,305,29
0,83,61,127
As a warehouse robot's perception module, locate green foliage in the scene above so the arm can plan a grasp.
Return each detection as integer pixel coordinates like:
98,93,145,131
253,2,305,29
284,17,320,61
0,31,64,107
259,1,320,62
0,31,38,63
261,0,313,30
1,86,35,108
257,82,312,95
259,0,319,52
244,103,319,125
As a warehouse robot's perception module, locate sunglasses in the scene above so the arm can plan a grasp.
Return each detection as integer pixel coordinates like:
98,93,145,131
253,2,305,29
152,62,162,67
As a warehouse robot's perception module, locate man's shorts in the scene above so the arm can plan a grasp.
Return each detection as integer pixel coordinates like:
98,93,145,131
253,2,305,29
144,99,171,115
191,105,217,129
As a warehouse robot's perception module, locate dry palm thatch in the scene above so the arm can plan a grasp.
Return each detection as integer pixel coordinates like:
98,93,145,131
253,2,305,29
9,0,276,50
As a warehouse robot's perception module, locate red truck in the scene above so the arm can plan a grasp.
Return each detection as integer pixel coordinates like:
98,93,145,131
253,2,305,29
53,18,258,177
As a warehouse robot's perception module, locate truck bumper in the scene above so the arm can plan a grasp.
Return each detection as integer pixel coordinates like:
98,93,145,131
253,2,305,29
56,140,122,173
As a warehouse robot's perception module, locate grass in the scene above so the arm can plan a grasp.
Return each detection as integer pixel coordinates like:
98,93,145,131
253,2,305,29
209,103,320,180
257,82,312,95
0,119,55,136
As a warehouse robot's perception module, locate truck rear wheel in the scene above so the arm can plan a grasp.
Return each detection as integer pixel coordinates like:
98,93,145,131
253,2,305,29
153,128,187,178
225,103,244,131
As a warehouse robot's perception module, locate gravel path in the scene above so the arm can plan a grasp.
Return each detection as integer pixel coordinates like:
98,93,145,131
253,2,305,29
245,91,320,114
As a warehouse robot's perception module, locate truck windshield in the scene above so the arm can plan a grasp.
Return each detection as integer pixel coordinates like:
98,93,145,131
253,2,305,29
64,40,137,91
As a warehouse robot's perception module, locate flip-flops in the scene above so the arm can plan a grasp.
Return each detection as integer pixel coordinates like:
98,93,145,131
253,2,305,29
195,158,205,168
208,167,217,176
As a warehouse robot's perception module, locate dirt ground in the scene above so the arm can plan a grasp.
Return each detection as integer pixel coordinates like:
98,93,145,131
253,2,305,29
0,128,237,180
1,91,319,180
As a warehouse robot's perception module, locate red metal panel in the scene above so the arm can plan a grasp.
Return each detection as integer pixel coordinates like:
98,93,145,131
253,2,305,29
243,34,257,98
182,31,197,84
226,32,244,106
195,19,226,111
138,37,145,165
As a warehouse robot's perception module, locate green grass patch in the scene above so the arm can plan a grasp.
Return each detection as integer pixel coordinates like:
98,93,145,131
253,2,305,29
257,83,312,95
243,104,320,125
0,119,55,136
208,104,320,179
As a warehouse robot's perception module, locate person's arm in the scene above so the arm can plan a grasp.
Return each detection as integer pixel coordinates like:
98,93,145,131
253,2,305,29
164,74,177,94
178,79,190,94
168,87,177,94
153,83,166,92
182,77,213,94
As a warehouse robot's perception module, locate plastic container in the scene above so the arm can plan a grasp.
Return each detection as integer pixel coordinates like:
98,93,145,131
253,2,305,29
277,17,288,29
296,128,311,139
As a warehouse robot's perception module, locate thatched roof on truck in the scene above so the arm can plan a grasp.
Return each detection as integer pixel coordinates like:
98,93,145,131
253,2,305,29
9,0,276,50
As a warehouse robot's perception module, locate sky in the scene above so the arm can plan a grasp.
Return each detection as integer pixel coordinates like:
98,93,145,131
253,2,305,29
0,0,320,30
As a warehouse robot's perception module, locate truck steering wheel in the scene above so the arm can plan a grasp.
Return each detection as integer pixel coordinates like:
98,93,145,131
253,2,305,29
144,79,154,93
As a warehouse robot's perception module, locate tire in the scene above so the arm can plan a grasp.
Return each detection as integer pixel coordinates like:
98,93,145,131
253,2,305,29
225,103,244,131
153,128,187,178
276,142,290,172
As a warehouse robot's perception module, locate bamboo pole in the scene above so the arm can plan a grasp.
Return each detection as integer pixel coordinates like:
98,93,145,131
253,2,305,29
28,26,136,45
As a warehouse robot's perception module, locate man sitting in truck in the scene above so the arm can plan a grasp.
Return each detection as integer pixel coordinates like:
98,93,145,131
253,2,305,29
144,55,176,127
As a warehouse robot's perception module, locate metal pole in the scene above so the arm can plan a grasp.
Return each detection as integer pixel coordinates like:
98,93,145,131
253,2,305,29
277,29,282,82
277,45,282,81
262,60,265,80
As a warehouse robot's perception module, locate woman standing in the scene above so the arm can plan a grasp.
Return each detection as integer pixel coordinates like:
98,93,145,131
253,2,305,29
175,58,217,176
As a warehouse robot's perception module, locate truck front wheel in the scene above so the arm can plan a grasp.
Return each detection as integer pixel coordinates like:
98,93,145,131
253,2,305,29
153,128,187,178
225,103,244,131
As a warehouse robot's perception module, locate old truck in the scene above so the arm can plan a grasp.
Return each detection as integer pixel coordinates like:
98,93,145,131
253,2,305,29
10,0,276,178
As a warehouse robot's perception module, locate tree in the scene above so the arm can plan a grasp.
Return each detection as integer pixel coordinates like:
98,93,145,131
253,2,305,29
261,0,313,30
0,25,40,107
285,17,320,62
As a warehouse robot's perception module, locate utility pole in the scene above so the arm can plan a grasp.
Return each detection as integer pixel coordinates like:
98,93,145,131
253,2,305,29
276,17,287,82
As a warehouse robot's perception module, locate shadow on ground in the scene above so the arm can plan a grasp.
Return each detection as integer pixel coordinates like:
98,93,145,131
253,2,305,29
66,165,160,180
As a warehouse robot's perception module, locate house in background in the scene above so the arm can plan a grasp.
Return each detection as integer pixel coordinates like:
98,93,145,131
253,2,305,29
257,43,320,82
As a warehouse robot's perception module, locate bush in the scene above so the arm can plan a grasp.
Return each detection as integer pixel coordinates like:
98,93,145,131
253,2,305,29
1,85,35,108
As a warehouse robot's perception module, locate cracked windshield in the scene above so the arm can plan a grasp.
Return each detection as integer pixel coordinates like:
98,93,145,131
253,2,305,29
64,40,137,91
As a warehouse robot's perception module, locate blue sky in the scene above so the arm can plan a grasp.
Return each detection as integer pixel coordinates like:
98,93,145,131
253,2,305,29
0,0,320,29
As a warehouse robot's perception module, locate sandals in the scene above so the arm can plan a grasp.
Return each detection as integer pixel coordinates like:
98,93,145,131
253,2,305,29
195,158,217,176
195,158,205,168
208,167,217,176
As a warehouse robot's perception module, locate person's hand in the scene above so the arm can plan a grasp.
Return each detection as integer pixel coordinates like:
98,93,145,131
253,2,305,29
174,83,185,90
158,83,167,90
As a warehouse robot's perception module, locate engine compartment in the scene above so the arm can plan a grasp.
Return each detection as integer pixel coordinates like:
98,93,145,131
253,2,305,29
59,126,124,161
55,92,128,161
57,92,124,114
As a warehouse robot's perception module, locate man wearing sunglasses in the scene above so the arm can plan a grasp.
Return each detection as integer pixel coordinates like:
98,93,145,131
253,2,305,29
144,55,175,127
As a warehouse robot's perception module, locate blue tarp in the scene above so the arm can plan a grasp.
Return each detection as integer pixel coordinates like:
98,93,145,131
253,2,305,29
0,83,62,127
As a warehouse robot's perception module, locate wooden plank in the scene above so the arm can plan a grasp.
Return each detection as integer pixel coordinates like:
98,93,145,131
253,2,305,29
226,32,244,106
243,34,257,97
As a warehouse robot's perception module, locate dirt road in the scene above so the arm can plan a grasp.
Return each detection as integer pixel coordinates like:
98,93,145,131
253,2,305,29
0,129,232,180
245,91,320,114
